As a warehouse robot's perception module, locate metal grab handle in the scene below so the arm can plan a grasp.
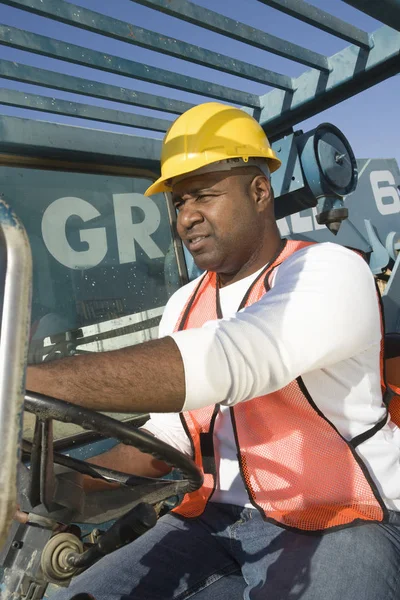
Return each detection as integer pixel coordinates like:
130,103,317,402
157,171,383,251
0,199,32,550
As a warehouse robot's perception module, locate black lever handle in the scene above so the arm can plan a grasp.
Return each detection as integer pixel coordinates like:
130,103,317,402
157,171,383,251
68,502,157,569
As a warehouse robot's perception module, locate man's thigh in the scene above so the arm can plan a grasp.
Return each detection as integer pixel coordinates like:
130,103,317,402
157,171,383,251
238,515,400,600
52,511,239,600
299,521,400,600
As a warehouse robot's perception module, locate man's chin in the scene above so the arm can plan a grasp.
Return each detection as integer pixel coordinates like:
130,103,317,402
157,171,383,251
192,253,220,273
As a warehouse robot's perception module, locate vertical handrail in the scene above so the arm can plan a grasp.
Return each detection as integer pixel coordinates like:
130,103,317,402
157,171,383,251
0,199,32,549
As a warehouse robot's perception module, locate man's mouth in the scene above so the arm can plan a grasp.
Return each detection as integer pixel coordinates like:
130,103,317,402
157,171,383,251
187,235,209,250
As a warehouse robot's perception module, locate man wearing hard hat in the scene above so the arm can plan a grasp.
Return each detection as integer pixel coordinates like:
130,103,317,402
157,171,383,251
29,103,400,600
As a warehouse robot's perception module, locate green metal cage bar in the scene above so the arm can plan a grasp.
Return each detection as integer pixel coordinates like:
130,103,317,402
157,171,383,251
255,24,400,136
0,59,194,115
0,88,173,132
255,0,372,47
1,0,295,89
0,24,261,107
132,0,370,50
0,0,398,136
124,0,329,72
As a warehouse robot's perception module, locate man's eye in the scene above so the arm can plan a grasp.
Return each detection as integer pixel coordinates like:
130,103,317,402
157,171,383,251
174,201,183,211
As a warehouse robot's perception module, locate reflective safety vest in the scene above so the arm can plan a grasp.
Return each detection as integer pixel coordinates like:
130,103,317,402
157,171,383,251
173,239,389,532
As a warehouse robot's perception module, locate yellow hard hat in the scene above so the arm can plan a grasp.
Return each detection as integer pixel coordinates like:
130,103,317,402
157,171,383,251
145,102,281,196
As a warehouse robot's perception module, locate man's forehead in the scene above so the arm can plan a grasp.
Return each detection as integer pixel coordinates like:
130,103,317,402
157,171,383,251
172,170,230,196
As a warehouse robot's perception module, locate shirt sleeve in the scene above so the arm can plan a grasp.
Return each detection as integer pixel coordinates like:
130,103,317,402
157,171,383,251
143,412,193,457
142,283,200,455
171,243,382,411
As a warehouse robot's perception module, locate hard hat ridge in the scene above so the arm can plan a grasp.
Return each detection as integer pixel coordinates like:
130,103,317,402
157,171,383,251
168,157,271,188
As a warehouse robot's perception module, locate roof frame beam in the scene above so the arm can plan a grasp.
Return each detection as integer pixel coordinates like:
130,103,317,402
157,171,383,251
256,0,372,48
130,0,330,71
0,59,194,115
0,88,172,132
0,0,294,91
0,24,261,107
253,25,400,137
0,114,162,168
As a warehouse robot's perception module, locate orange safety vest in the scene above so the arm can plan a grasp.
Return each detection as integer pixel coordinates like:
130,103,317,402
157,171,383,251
173,239,389,532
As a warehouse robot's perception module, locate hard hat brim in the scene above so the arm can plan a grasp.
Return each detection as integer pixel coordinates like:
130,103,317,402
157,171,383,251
144,176,170,197
144,155,282,197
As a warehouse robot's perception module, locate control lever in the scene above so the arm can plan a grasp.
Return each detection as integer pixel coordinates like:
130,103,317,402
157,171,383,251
28,417,56,510
67,502,157,570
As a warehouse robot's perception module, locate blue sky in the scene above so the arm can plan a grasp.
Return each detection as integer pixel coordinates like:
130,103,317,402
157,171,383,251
0,0,398,165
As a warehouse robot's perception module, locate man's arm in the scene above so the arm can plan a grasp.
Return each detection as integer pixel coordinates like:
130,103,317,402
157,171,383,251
169,244,382,411
26,336,185,413
83,442,172,493
83,414,190,492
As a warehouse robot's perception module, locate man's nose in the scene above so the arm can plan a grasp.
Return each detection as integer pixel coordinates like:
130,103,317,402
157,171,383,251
179,204,204,229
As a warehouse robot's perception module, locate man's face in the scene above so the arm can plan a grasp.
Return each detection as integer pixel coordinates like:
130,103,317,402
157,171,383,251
172,169,269,275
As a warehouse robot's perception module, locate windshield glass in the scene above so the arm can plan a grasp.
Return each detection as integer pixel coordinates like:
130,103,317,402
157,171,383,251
0,163,185,439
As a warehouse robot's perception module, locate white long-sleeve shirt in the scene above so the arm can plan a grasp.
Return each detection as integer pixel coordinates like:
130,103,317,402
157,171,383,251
145,242,400,510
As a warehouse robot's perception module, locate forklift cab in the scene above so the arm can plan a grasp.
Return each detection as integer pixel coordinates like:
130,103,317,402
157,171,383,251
0,0,399,598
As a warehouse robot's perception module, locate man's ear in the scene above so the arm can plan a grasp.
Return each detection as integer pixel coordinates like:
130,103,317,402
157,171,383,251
251,175,272,211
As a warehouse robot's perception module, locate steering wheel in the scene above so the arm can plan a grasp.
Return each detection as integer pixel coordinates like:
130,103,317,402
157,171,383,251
21,391,203,579
23,390,202,503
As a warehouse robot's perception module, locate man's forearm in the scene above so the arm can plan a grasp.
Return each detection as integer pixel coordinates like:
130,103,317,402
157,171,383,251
84,441,172,493
26,336,185,413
